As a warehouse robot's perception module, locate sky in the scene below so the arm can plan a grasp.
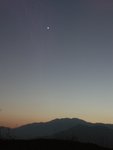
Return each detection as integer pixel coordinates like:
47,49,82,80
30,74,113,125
0,0,113,127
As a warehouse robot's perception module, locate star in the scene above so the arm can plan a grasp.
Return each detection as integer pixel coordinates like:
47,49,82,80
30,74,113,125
46,26,50,30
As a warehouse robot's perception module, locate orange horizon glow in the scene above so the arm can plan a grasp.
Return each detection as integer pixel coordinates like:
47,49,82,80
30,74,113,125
1,115,113,128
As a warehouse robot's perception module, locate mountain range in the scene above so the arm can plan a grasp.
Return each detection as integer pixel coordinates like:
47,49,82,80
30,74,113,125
0,118,113,148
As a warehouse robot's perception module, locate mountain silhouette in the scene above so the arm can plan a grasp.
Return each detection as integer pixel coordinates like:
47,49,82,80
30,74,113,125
51,124,113,148
12,118,87,139
1,118,113,148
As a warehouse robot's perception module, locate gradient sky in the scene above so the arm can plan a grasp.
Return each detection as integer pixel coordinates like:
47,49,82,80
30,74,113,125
0,0,113,127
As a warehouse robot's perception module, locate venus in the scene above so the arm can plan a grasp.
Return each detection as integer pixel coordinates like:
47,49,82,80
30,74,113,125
47,26,50,30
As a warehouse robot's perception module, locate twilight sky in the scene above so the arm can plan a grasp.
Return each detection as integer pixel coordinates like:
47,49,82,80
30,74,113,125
0,0,113,127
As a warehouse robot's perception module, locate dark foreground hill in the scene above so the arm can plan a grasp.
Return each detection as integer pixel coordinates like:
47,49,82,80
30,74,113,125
0,139,112,150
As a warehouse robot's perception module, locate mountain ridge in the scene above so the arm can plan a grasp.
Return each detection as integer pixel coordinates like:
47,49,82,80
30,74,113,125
1,118,113,148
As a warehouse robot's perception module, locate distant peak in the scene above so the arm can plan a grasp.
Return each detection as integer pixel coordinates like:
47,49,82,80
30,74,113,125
49,117,87,123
